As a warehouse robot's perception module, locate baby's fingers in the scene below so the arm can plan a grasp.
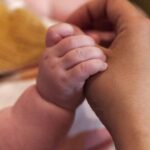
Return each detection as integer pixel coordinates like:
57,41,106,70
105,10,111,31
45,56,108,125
62,47,106,69
68,59,108,82
55,35,95,56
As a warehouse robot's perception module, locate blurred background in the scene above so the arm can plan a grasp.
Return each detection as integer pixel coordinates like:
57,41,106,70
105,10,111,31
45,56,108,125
0,0,149,149
0,0,102,139
0,0,149,80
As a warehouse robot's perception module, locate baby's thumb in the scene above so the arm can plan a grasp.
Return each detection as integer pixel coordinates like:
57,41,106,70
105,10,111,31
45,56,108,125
46,23,74,47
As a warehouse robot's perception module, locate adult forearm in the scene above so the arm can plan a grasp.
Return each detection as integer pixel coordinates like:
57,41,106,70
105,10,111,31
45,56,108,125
85,76,150,150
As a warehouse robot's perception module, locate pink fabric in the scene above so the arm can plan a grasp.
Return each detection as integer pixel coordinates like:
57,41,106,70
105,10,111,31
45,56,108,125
24,0,90,20
24,0,52,16
51,0,90,21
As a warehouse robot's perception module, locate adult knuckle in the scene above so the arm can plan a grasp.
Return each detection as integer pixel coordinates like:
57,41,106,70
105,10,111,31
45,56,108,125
127,17,150,36
139,19,150,34
144,18,150,31
134,18,150,30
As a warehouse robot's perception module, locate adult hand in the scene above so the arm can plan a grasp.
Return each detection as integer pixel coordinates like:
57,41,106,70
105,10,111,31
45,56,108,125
68,0,150,149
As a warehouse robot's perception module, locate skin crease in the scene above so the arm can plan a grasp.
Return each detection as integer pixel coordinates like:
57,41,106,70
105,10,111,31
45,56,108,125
0,23,107,150
37,23,107,110
2,0,150,149
0,1,112,149
23,0,114,149
68,0,150,149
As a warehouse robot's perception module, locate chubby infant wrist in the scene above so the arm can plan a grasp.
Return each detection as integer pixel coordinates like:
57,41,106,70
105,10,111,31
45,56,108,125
13,85,75,122
36,77,82,111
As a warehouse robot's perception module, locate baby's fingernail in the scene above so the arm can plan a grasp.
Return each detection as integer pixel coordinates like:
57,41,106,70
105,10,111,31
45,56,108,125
103,63,108,70
59,23,74,35
101,54,107,62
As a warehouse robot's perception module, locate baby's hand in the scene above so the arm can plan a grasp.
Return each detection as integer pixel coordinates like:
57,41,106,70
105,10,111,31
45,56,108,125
37,23,107,110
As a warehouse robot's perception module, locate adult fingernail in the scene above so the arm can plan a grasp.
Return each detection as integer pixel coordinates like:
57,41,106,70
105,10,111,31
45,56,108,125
59,23,74,36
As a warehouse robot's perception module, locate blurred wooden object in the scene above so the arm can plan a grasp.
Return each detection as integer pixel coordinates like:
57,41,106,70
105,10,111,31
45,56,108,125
0,3,46,75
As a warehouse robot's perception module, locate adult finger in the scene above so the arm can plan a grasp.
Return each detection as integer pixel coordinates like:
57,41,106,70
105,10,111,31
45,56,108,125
68,0,146,32
86,31,115,47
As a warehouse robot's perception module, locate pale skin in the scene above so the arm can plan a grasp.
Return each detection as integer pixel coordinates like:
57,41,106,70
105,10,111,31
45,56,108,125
0,23,107,150
21,0,113,149
68,0,150,150
37,23,107,110
0,0,150,149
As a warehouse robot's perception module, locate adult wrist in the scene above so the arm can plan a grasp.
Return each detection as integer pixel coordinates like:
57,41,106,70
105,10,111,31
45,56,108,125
85,77,150,150
109,111,150,150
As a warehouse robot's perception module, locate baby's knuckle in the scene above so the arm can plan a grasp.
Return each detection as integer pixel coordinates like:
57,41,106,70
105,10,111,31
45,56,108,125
78,63,88,74
42,49,51,60
66,37,77,47
93,47,103,56
81,35,95,43
47,57,59,70
59,72,68,84
138,19,150,35
75,48,86,59
66,53,76,63
47,27,55,37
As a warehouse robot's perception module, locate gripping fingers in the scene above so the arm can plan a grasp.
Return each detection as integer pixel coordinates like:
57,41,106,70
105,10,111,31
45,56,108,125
55,35,96,56
68,59,108,82
61,47,106,69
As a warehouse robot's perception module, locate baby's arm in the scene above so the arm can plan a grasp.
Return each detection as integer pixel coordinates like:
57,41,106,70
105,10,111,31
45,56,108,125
0,23,107,150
